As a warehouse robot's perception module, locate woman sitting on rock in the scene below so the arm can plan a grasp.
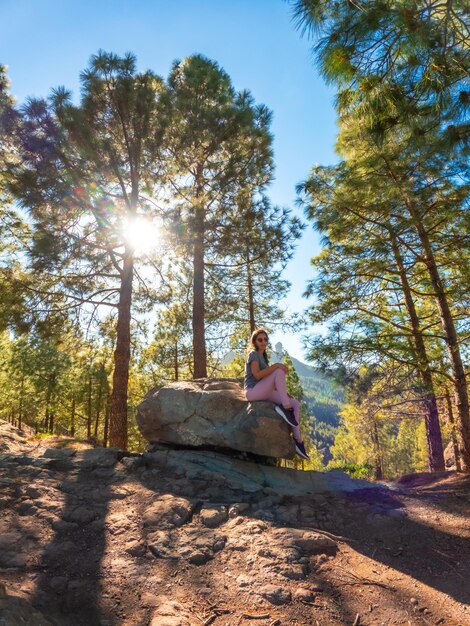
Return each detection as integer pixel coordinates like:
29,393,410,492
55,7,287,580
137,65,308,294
244,327,309,460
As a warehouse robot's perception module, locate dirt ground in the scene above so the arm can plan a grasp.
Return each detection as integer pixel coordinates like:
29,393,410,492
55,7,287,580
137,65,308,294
0,419,469,626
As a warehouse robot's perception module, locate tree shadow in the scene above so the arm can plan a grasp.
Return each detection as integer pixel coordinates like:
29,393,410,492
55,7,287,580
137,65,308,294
290,483,470,605
131,452,470,605
3,439,468,625
126,455,470,625
28,449,120,626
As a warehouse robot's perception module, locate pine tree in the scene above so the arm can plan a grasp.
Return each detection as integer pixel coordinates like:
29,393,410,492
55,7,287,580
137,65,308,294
214,195,304,339
0,66,29,333
12,51,168,449
163,55,275,378
291,0,470,470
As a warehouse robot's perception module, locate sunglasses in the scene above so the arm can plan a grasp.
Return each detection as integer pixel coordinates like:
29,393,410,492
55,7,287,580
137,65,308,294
256,337,269,343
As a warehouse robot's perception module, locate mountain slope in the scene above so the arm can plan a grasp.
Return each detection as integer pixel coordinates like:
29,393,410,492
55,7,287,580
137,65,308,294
291,356,344,460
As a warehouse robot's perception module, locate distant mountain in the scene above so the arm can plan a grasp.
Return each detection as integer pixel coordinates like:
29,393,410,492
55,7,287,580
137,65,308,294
290,356,321,379
291,356,344,408
291,356,344,462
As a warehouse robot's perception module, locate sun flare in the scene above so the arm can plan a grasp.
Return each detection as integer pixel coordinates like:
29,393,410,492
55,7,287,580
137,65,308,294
123,217,160,254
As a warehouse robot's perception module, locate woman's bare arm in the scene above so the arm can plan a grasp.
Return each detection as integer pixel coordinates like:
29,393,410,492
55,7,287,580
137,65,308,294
251,359,288,381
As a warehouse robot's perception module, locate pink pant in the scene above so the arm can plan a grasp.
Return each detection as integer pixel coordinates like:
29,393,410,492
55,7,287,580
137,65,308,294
245,369,301,440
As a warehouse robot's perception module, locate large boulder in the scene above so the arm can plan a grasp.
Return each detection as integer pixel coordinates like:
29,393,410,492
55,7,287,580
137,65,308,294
136,378,296,459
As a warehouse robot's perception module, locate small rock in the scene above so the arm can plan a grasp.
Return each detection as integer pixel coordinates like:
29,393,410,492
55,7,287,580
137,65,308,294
73,448,120,469
312,554,329,567
278,564,306,580
148,531,176,559
0,587,52,625
236,575,254,588
17,502,37,516
213,537,226,552
295,532,337,554
143,495,193,529
294,587,315,602
24,486,42,499
150,598,190,626
88,519,106,532
196,587,213,596
51,520,78,532
125,541,147,557
252,509,275,521
188,551,211,565
258,584,291,605
200,505,228,528
106,511,132,534
228,502,250,518
245,520,268,534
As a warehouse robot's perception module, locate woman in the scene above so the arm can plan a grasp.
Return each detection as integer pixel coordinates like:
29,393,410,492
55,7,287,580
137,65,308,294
244,328,309,460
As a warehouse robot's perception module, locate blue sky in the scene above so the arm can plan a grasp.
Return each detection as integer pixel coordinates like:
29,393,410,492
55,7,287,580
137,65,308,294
1,0,338,360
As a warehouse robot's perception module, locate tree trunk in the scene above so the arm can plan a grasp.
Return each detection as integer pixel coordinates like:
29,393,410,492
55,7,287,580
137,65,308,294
174,342,179,381
192,203,207,378
389,229,444,471
109,251,134,450
94,372,104,439
412,218,470,471
44,374,54,433
384,158,470,470
70,395,76,438
246,249,256,333
371,418,383,480
103,390,110,448
87,373,93,438
445,389,462,472
18,370,25,431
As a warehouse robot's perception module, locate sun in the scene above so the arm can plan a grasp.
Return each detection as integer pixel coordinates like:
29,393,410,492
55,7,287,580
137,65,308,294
122,216,160,255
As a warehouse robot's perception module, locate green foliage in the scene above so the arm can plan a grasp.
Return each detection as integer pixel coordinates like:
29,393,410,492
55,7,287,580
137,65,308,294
327,462,374,480
282,352,325,471
291,357,344,460
293,0,469,470
291,0,469,148
0,48,308,452
0,67,30,333
162,54,298,374
327,365,451,479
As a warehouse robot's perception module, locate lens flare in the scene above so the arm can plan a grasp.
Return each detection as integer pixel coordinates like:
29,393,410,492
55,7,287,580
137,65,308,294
123,217,159,254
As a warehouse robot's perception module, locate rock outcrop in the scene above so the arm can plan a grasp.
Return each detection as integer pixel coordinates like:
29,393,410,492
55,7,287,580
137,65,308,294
2,420,469,626
136,378,296,459
125,447,378,496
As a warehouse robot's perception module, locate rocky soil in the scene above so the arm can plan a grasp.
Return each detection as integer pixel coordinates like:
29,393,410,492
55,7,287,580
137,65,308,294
0,419,469,626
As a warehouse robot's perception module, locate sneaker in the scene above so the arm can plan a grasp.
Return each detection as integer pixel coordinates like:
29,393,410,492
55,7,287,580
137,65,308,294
275,404,297,427
294,438,310,460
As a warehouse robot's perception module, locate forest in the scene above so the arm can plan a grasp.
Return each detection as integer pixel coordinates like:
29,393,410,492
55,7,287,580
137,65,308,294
1,0,468,479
